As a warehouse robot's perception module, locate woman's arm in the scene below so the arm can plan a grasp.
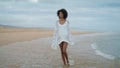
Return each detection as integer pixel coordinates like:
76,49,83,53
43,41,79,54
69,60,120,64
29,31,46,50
67,21,74,45
52,21,58,49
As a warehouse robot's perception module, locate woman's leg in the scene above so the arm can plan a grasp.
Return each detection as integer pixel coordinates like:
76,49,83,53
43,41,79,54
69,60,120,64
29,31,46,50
62,42,69,65
59,42,66,65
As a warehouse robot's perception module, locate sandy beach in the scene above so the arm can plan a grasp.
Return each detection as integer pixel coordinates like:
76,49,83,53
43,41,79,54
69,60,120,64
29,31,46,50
0,27,92,46
0,27,118,68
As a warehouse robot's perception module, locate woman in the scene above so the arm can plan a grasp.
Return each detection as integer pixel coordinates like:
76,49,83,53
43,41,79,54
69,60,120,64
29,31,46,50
52,8,73,66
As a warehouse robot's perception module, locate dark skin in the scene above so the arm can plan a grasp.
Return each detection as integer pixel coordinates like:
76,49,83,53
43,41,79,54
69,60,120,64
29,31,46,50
59,41,69,66
58,12,69,66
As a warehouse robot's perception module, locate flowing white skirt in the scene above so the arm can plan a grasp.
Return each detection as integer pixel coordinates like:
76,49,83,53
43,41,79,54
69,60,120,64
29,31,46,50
52,34,74,49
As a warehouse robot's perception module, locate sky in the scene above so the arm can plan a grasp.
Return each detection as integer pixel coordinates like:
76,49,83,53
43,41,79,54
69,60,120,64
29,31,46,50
0,0,120,32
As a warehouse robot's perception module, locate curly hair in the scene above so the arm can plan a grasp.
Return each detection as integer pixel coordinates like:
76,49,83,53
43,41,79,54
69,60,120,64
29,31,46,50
57,8,68,19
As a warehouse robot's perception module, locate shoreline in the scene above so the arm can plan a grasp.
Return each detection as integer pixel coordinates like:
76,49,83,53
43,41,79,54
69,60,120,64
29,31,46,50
0,32,118,68
1,26,119,68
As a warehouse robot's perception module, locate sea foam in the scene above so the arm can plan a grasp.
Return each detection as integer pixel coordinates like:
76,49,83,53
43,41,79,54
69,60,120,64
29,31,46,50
91,43,115,60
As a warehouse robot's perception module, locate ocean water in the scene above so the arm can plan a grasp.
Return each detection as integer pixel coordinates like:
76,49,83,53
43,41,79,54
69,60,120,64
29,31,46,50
0,0,120,32
91,33,120,60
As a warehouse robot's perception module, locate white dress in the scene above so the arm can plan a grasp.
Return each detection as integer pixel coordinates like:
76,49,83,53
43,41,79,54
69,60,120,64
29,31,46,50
52,20,74,49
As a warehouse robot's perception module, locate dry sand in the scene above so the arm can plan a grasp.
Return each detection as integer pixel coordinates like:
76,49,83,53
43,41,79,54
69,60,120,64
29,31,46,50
0,27,53,46
0,27,117,68
0,27,92,46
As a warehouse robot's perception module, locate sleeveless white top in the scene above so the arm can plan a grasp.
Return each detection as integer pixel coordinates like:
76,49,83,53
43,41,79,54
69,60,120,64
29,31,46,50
52,20,74,49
